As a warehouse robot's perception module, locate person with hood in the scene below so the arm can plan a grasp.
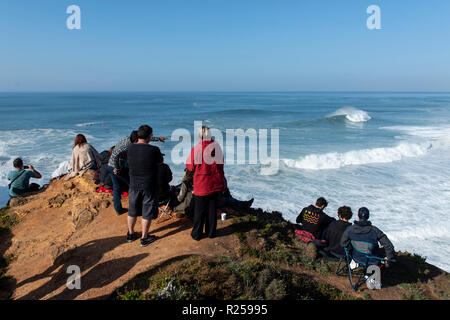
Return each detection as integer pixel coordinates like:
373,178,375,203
186,126,225,240
340,207,396,264
65,134,102,181
296,197,335,240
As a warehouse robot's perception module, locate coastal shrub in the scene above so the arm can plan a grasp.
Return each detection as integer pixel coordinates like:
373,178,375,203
111,255,350,300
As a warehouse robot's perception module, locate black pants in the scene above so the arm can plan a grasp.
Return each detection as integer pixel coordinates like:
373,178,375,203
191,193,219,240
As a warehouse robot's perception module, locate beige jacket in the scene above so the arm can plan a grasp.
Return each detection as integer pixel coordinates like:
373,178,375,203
65,143,102,180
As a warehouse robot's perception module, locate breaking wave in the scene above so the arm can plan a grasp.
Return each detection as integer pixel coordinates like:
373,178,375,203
327,106,372,123
282,142,434,170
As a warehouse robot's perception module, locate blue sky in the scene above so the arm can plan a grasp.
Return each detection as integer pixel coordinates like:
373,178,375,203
0,0,449,91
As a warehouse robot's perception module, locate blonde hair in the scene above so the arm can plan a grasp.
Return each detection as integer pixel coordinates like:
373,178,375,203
198,126,211,140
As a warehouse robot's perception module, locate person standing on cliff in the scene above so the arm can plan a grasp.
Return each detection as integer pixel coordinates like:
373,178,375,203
126,125,163,247
107,130,166,215
186,126,226,241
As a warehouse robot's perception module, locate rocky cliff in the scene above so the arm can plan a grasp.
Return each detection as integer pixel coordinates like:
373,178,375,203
0,172,448,300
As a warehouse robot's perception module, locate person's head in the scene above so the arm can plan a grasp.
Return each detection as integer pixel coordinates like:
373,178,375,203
315,197,328,210
137,125,153,143
74,134,87,148
358,207,370,221
130,130,139,143
13,158,24,169
198,126,211,140
109,146,115,155
337,206,353,222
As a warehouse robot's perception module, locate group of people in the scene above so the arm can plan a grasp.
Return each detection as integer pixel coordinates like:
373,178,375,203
296,197,396,264
7,126,395,263
7,124,253,247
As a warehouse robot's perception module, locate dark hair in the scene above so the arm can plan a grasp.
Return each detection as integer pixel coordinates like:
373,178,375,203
130,130,139,143
137,125,152,140
13,158,23,168
316,197,328,208
358,207,370,221
338,206,353,220
74,134,87,148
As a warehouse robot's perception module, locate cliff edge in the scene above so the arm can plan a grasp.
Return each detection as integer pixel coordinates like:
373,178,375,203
0,172,448,300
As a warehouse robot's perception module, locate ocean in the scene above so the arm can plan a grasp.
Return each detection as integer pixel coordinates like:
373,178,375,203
1,92,449,271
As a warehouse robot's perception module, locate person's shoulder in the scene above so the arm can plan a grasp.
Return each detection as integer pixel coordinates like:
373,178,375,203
27,170,38,178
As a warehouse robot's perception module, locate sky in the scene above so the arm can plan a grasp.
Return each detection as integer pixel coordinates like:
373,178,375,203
0,0,449,92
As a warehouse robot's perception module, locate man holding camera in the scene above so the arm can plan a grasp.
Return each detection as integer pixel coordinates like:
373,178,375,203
7,158,42,199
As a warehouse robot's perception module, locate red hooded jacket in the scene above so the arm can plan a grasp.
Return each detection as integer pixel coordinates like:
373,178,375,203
186,139,225,196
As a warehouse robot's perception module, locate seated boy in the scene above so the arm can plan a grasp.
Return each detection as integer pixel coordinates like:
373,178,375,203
323,206,353,256
296,197,335,240
340,207,396,264
8,158,42,200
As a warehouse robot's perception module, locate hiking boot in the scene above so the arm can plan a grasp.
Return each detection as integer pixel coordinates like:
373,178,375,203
126,232,138,243
140,235,158,247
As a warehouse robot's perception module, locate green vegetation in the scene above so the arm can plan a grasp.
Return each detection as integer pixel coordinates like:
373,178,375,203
399,283,427,300
111,255,351,300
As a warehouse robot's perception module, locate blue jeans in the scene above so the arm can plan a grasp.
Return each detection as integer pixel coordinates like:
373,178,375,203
106,165,129,213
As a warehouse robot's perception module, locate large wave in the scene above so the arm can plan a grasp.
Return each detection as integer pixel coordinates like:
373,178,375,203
282,141,434,170
327,106,372,123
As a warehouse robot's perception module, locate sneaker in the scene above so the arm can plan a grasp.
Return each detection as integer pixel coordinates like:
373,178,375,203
140,235,158,247
126,232,138,243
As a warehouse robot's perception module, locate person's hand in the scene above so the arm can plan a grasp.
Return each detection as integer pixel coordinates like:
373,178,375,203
28,164,34,171
159,136,166,143
113,169,120,175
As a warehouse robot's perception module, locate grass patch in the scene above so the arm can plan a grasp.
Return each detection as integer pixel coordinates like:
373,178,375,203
111,255,351,300
399,283,427,300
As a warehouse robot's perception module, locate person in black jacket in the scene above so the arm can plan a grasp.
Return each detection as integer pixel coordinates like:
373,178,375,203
323,206,353,256
296,197,335,240
340,207,396,264
157,158,173,205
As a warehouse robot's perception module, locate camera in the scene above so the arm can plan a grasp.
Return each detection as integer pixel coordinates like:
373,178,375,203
23,165,29,169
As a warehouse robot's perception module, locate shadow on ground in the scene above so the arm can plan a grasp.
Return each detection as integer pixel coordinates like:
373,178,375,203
17,236,148,300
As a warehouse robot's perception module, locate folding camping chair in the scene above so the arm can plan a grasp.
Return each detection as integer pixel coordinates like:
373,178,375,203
157,198,173,221
335,240,396,291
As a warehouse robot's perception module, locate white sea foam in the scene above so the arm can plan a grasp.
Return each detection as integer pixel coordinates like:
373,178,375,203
328,106,372,122
282,141,434,170
76,122,103,127
51,161,70,179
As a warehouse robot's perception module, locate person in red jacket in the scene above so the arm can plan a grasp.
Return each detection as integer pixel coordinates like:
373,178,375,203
186,126,226,240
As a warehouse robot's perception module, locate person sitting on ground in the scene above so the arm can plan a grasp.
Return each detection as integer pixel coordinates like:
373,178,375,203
173,168,194,218
65,134,102,181
322,206,353,257
340,207,396,265
157,156,173,205
108,131,166,215
95,146,115,189
7,158,42,199
126,125,163,247
218,179,254,210
296,197,335,240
